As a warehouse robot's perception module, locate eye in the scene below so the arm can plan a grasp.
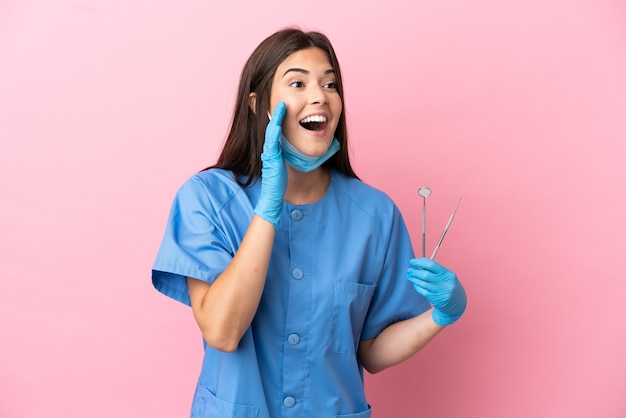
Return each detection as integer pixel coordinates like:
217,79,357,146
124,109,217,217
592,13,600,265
324,81,338,90
289,81,305,88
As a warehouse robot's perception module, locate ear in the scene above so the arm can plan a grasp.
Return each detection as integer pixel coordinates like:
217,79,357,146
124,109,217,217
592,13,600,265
248,92,257,113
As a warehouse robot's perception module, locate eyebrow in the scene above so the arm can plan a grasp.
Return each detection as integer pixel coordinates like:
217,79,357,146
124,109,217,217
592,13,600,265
281,68,335,78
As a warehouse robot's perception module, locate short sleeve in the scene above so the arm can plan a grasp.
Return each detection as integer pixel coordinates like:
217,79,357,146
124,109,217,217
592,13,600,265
151,173,243,306
360,204,431,340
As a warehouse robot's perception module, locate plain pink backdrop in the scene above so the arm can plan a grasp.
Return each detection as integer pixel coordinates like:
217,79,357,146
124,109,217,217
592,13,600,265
1,0,625,417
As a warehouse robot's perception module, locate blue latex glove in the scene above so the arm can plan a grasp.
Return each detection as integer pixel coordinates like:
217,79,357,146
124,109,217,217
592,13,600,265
406,258,467,326
254,102,287,229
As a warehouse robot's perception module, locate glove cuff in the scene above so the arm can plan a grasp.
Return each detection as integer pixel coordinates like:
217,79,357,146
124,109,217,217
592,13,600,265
432,307,465,326
254,204,281,230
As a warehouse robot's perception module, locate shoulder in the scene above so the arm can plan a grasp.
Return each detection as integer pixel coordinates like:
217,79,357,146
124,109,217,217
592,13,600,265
330,171,403,239
176,168,246,212
186,168,240,189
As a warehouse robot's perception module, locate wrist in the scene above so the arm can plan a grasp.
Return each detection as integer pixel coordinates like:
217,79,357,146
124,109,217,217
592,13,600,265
253,205,281,230
431,308,463,326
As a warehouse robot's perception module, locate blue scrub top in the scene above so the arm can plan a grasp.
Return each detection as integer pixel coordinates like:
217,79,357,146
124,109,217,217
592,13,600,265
152,168,430,418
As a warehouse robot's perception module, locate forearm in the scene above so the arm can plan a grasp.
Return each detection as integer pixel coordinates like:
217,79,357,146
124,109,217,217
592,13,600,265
357,308,444,374
188,215,275,352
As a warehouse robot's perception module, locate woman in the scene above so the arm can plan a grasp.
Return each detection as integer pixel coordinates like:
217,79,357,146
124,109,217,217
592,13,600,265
152,27,466,418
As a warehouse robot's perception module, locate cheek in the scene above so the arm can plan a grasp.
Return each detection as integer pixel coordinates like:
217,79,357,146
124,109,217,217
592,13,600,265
331,97,343,122
268,84,284,113
269,91,295,115
275,100,301,126
268,94,279,114
330,92,342,110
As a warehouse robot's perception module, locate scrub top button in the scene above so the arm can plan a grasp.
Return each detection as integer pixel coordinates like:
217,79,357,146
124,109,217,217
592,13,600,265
283,396,296,408
290,209,303,221
287,333,300,345
292,268,304,280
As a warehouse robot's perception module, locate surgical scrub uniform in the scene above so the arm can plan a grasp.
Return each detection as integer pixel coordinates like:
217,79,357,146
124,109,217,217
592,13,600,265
152,168,430,418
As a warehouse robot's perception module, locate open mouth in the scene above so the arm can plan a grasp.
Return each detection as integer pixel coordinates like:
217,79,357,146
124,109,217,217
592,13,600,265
299,115,327,132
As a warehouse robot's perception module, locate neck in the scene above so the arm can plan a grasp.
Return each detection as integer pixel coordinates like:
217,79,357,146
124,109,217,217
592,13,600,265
284,166,331,205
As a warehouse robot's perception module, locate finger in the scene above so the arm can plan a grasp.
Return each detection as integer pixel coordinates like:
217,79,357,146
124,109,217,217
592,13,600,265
270,102,286,125
406,267,440,284
264,103,286,154
409,257,446,274
406,275,439,293
412,285,431,300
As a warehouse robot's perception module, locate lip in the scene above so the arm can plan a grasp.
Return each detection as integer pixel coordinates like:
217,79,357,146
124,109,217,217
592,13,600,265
298,111,328,122
298,112,329,126
298,122,330,138
298,112,330,138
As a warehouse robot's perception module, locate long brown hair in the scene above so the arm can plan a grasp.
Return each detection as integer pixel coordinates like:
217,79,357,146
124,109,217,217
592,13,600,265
206,28,358,185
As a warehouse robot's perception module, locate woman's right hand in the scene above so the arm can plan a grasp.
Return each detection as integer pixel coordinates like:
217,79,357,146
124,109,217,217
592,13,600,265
254,102,287,229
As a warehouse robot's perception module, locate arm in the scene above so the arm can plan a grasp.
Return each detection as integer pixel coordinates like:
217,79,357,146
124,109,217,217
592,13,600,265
187,215,275,352
358,309,443,374
187,102,288,353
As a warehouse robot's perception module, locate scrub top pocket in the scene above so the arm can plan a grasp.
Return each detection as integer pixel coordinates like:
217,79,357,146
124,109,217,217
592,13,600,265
191,385,259,418
336,405,373,417
329,281,376,354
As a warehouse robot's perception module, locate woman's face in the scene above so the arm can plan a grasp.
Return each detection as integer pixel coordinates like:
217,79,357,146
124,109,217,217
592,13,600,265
269,47,342,157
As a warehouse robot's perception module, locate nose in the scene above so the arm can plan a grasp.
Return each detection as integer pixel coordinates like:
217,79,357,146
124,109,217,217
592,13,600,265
309,84,328,105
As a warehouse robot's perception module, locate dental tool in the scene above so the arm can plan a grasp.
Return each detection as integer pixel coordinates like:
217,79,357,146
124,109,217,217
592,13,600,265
430,198,462,260
418,187,431,258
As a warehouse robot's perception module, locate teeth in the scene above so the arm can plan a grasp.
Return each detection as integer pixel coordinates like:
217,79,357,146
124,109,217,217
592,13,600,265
300,115,327,124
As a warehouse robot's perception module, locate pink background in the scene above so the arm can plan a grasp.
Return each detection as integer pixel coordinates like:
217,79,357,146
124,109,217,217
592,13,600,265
1,0,625,417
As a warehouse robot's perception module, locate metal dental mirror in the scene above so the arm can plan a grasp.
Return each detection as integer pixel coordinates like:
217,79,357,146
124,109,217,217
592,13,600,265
418,187,431,257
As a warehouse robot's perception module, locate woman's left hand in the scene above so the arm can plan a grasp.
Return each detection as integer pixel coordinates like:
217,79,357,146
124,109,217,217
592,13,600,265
406,258,467,326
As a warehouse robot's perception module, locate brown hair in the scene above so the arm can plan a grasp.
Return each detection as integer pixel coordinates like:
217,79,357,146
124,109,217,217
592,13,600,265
205,28,358,185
